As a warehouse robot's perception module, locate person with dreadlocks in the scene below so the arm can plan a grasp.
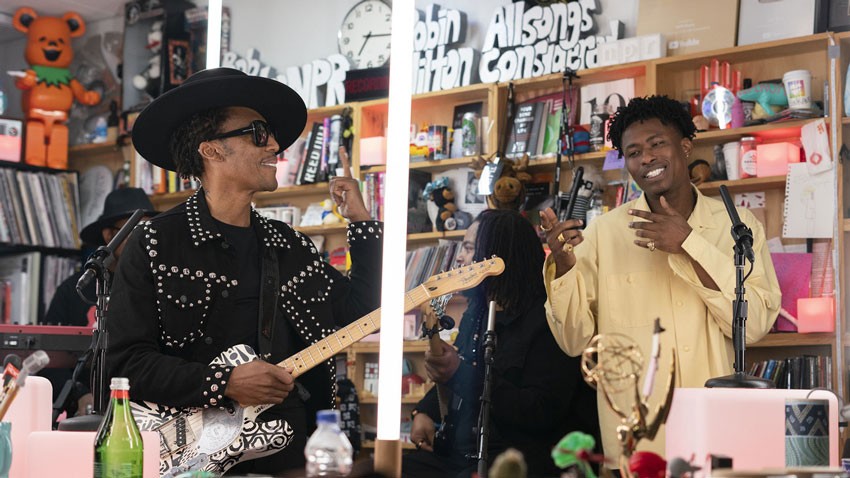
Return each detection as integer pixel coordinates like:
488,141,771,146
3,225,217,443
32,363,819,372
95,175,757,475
538,95,780,468
403,208,599,478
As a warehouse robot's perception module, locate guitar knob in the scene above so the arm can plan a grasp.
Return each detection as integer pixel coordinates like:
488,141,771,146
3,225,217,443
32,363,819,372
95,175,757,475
439,315,455,330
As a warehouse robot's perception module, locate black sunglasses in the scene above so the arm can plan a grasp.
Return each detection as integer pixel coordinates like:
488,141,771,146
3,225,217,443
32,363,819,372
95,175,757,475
208,120,280,153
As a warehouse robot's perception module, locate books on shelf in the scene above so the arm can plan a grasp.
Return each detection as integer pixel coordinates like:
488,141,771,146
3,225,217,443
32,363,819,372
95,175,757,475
0,252,79,325
0,167,81,250
748,355,832,390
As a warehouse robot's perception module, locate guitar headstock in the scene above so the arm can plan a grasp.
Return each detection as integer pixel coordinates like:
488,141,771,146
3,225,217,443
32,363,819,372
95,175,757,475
421,256,505,299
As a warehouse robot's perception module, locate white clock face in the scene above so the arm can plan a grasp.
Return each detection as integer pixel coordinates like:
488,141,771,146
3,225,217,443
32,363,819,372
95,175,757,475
338,0,392,69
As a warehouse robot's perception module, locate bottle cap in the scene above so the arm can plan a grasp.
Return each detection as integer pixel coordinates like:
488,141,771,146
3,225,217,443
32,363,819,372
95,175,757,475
316,409,340,424
110,377,130,390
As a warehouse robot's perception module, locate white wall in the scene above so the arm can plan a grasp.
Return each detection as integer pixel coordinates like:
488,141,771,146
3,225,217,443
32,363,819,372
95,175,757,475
222,0,638,72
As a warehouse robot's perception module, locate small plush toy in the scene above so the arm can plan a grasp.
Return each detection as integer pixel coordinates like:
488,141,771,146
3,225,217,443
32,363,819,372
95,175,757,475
737,83,788,119
132,19,163,99
12,7,101,169
423,177,457,231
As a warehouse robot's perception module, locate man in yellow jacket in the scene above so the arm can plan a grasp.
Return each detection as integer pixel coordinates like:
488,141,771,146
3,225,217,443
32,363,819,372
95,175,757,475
538,95,781,469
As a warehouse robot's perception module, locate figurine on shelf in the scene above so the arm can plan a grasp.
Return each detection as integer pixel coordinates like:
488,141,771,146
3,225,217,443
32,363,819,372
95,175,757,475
423,177,457,231
12,7,101,169
688,159,712,186
131,19,163,100
737,82,788,119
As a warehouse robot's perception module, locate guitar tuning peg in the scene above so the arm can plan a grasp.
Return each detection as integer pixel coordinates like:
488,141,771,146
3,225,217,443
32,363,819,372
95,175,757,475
439,315,455,330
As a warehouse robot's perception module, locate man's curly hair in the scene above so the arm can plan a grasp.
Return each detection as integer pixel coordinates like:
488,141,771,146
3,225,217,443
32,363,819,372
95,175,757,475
606,95,696,154
168,108,231,180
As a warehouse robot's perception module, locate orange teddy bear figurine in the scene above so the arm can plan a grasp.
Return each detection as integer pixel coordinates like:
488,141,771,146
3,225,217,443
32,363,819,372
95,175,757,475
12,7,101,169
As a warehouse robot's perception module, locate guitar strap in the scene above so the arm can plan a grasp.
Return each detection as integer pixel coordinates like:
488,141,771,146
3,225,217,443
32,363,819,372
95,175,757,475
258,246,279,357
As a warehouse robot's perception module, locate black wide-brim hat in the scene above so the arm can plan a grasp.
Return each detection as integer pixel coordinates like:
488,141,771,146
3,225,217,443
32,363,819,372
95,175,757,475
80,187,159,246
132,67,307,172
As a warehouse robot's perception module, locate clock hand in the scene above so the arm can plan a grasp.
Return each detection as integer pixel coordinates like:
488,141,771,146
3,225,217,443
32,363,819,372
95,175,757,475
359,31,373,56
368,33,391,38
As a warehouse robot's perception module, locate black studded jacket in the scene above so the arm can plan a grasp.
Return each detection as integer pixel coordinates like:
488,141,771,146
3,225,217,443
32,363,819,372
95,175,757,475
106,189,383,414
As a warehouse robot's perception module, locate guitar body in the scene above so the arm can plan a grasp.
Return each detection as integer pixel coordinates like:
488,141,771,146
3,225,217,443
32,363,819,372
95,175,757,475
132,345,293,477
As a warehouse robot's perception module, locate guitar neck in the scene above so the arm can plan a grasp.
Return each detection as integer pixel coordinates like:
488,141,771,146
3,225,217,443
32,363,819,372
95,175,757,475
276,285,431,378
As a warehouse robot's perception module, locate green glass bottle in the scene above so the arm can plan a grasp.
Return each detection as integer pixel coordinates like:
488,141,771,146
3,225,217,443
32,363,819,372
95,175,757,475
93,377,143,478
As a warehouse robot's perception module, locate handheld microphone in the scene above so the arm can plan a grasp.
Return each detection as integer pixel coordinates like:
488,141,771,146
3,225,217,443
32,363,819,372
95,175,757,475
718,185,755,263
558,166,584,222
77,208,146,291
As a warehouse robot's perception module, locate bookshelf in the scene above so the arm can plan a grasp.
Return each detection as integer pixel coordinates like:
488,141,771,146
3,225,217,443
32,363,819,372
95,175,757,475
0,161,84,325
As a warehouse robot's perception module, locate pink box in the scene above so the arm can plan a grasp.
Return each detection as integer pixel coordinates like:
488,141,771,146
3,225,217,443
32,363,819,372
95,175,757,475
666,388,839,476
797,296,835,333
6,376,52,478
27,430,160,477
756,141,800,177
359,136,387,166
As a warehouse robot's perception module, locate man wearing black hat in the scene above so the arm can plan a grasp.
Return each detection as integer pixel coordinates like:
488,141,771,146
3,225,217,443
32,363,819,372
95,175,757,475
106,67,382,474
43,187,157,418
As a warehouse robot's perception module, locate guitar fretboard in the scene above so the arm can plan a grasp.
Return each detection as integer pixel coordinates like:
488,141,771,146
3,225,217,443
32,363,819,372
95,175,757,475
275,285,431,377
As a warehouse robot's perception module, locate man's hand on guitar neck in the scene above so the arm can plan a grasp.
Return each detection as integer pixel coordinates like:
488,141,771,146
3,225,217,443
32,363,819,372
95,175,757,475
424,340,459,384
411,412,436,452
224,360,295,406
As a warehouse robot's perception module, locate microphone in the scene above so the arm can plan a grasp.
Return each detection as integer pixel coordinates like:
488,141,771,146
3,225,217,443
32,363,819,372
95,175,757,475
718,185,755,263
558,166,584,222
16,350,49,386
77,209,146,291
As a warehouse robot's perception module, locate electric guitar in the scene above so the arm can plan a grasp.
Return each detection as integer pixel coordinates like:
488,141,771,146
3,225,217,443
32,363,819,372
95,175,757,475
131,257,505,477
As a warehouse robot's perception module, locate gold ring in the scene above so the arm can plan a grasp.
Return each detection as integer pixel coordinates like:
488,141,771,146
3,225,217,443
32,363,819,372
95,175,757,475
540,224,552,232
557,232,566,243
563,243,574,253
647,241,656,252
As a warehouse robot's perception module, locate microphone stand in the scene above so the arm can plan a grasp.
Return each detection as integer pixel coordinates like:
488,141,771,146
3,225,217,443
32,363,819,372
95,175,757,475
554,68,579,214
473,301,498,477
58,209,146,431
705,187,772,389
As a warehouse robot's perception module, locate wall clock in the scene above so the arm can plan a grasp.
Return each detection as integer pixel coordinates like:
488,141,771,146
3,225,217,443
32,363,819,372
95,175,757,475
337,0,392,70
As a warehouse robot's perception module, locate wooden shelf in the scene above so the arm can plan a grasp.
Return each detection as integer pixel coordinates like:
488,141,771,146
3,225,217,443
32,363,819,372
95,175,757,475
149,189,194,209
362,157,476,174
360,82,494,109
653,33,830,69
751,333,835,348
68,141,122,154
407,230,466,245
527,150,608,168
693,119,821,146
697,175,786,195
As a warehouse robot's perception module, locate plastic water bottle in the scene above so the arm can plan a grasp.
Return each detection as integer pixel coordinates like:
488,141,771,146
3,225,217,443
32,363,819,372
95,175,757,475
305,409,353,477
